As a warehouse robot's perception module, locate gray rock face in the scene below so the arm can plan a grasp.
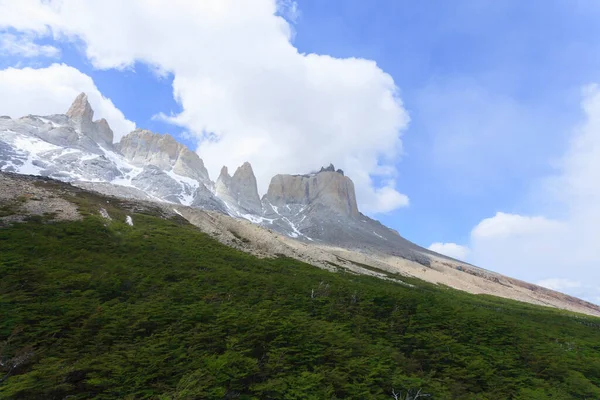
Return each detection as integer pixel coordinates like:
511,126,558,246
216,162,262,214
93,118,114,148
264,166,359,218
131,165,193,204
191,183,229,213
259,165,433,265
66,92,95,133
118,129,209,183
66,93,113,148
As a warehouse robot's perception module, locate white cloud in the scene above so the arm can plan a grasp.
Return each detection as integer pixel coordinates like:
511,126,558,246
0,0,410,213
362,182,409,214
460,85,600,304
428,242,470,261
0,32,60,58
0,63,135,140
471,212,562,240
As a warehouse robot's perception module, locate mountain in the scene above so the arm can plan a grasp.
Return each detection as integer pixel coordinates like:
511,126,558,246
0,93,223,209
261,167,434,264
0,92,429,259
1,92,599,317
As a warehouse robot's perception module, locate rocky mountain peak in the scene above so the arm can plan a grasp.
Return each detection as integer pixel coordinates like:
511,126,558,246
265,165,359,218
118,129,209,183
216,162,261,214
93,118,114,148
66,92,93,122
64,93,114,148
218,166,231,182
232,162,255,183
319,163,344,176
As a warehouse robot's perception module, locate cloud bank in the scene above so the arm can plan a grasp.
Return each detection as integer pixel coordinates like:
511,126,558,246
0,0,410,213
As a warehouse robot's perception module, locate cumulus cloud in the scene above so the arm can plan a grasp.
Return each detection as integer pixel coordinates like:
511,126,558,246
471,212,562,240
428,242,469,261
0,0,410,213
0,63,135,139
0,32,60,58
444,85,600,304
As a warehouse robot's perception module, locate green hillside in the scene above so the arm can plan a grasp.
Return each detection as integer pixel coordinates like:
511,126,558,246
1,194,599,399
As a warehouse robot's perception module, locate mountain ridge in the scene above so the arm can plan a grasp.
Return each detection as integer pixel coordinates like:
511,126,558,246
2,92,598,315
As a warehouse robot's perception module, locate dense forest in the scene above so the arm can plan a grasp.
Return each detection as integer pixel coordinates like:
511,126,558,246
1,193,600,399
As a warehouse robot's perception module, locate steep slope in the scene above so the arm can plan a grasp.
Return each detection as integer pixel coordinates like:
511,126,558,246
261,165,433,265
1,173,600,399
3,171,599,319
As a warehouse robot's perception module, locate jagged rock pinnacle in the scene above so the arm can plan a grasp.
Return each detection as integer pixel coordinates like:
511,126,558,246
216,162,261,214
66,92,94,122
318,163,344,175
65,93,114,147
218,166,231,182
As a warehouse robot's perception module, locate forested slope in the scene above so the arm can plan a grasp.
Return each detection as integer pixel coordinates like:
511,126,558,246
1,193,599,399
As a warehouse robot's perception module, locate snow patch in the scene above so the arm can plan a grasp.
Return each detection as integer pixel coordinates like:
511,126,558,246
282,216,312,241
165,169,201,206
373,231,386,240
240,213,275,224
38,117,61,128
99,208,112,220
13,135,60,154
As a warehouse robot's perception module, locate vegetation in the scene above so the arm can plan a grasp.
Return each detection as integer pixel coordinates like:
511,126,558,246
1,194,600,399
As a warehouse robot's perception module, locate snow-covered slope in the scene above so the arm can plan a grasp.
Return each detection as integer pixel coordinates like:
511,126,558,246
0,95,220,208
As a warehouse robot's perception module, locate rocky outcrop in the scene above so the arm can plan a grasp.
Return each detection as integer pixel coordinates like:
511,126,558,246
259,165,434,265
216,162,262,214
264,165,359,218
66,92,94,133
117,129,210,183
66,93,114,148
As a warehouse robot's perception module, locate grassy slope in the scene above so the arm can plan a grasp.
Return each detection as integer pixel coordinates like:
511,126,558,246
0,193,599,399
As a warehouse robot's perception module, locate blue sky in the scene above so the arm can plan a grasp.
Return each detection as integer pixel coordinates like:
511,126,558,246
1,0,600,302
289,0,600,245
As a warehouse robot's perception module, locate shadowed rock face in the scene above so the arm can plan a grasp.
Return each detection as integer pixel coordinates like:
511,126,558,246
264,167,359,218
216,162,262,214
117,129,209,183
